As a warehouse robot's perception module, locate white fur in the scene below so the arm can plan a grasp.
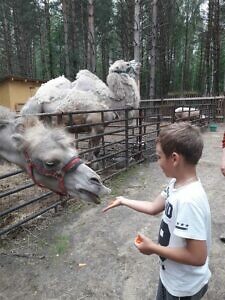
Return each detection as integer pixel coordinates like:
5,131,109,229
21,60,140,114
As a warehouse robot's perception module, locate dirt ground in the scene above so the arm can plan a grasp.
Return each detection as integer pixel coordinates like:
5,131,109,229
1,124,225,300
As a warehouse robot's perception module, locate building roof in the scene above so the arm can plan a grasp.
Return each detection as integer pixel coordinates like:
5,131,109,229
0,75,45,84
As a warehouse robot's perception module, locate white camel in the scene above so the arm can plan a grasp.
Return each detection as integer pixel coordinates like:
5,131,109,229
174,107,206,122
0,106,110,203
20,59,140,157
70,59,140,114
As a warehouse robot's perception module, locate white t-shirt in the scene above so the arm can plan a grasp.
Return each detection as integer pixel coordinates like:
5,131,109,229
159,178,211,297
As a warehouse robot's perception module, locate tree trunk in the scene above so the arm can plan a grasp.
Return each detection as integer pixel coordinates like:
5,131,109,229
71,0,79,76
101,34,109,82
87,0,96,72
149,0,157,99
1,0,13,74
134,0,141,89
213,0,220,95
61,0,71,78
181,0,190,95
44,0,53,78
204,0,214,95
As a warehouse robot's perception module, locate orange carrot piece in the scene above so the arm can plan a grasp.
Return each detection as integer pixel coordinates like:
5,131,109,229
135,234,143,244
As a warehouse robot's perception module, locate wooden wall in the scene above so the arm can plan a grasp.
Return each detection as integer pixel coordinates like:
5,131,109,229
0,77,44,112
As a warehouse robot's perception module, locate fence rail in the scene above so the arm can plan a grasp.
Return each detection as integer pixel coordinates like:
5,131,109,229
0,96,224,236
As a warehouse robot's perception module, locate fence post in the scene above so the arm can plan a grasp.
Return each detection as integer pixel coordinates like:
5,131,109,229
156,106,160,136
101,111,106,170
125,109,129,169
223,96,225,121
138,108,143,158
211,98,216,122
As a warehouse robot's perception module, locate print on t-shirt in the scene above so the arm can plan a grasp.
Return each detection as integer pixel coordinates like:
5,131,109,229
158,188,173,262
158,219,171,261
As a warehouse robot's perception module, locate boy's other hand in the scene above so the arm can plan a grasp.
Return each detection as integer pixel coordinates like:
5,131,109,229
134,233,156,255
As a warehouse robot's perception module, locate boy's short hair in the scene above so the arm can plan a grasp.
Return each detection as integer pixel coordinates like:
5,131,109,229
157,122,203,165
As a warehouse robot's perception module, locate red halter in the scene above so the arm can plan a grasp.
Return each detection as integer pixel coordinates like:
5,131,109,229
24,151,83,196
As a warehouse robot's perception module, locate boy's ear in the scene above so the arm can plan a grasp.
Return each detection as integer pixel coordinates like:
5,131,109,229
171,152,180,165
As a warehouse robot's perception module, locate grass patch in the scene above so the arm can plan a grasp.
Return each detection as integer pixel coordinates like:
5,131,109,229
106,165,140,196
70,202,84,213
51,234,70,255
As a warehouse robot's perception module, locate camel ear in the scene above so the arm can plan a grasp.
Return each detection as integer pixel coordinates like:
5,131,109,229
15,116,40,132
15,123,25,134
11,133,27,151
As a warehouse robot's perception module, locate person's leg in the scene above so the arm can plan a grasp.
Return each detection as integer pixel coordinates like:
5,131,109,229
156,278,166,300
189,284,208,300
155,278,182,300
156,279,208,300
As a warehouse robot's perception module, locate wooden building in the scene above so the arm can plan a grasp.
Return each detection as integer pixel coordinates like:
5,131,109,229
0,76,45,112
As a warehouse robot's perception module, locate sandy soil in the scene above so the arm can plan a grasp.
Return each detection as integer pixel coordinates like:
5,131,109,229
0,124,225,300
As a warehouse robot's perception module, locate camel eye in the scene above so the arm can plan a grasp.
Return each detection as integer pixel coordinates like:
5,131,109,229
0,124,7,130
45,160,59,168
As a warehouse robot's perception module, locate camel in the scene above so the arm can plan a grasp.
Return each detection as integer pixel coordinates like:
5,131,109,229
71,59,140,115
0,106,110,203
20,59,140,158
174,107,206,122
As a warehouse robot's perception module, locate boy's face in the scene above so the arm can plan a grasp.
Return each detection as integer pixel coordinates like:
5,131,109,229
156,142,175,178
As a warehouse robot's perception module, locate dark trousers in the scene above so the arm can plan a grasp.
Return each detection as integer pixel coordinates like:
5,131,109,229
156,278,208,300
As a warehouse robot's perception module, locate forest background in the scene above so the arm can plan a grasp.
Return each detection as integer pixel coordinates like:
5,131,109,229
0,0,224,99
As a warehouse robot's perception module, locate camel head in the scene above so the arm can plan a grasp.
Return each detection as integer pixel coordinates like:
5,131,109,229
108,59,140,79
0,106,110,203
107,59,140,112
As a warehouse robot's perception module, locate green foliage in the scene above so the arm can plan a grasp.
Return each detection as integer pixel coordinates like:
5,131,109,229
0,0,224,96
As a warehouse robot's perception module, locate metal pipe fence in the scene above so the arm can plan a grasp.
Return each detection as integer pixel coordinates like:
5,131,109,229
0,96,224,236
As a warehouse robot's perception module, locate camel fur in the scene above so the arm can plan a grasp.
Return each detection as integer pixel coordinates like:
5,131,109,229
0,105,110,202
20,59,140,159
175,107,206,122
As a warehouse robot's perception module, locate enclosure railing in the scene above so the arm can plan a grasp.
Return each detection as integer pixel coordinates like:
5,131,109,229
0,96,223,236
140,95,225,123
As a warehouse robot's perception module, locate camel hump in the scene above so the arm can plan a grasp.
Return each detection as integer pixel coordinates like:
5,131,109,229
72,70,100,92
36,76,72,104
57,90,108,112
75,69,100,82
72,69,114,102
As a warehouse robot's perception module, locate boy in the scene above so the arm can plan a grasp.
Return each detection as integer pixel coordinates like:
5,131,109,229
103,122,211,299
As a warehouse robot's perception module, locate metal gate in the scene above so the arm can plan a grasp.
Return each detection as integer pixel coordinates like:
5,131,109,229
0,96,223,236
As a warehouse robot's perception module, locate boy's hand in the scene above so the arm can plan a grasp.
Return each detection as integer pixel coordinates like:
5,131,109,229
102,196,125,212
134,233,156,255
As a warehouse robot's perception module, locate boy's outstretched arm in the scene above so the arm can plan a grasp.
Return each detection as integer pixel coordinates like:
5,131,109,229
102,194,165,216
135,234,207,266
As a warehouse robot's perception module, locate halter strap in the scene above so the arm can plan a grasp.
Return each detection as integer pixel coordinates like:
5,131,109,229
24,150,83,196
